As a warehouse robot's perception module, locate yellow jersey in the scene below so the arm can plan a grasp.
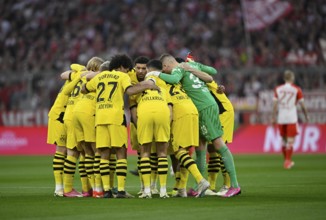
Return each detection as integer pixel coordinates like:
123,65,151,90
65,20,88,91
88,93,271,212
166,83,198,120
63,70,86,121
86,70,132,126
48,71,80,120
207,81,233,114
73,76,96,115
128,69,140,108
136,75,172,111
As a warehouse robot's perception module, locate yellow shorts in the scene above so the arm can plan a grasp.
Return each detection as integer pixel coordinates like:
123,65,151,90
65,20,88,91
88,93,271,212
171,114,199,152
96,124,127,148
130,122,139,151
132,124,161,152
137,111,170,145
220,110,234,143
64,119,80,151
47,117,66,147
73,111,96,143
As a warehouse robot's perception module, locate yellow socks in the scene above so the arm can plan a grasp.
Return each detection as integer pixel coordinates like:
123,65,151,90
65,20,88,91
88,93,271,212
63,155,77,193
179,165,189,189
116,159,127,192
158,157,168,194
100,158,110,191
84,154,95,190
53,151,65,191
208,152,220,190
140,157,151,193
79,155,90,193
150,153,158,190
176,151,202,183
93,153,102,192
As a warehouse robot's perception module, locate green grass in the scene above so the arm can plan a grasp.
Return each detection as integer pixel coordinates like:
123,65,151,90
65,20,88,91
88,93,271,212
0,155,326,220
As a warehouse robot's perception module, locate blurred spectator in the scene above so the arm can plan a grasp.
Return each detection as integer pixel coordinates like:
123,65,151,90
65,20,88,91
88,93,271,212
243,75,262,97
0,0,325,111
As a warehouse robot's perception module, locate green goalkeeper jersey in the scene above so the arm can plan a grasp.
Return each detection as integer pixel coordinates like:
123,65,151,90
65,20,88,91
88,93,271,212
159,61,217,111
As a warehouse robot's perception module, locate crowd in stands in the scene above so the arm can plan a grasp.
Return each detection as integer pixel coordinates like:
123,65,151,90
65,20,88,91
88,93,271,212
0,0,325,111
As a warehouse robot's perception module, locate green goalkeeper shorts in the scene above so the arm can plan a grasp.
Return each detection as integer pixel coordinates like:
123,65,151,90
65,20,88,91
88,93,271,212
198,104,223,141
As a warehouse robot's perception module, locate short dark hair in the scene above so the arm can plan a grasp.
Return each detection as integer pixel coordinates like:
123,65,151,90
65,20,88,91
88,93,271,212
147,59,162,71
175,57,185,63
134,56,149,65
109,54,133,71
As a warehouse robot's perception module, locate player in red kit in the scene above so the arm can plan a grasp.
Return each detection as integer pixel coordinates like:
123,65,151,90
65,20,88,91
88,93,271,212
272,70,309,169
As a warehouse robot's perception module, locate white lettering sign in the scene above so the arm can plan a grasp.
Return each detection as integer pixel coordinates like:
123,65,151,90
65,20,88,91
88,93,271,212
0,131,28,149
1,109,49,126
264,125,320,152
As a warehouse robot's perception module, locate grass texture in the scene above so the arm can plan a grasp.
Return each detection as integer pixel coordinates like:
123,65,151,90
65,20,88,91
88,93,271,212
0,154,325,220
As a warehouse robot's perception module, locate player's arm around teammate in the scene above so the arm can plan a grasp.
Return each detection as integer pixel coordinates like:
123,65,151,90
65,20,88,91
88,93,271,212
134,60,172,199
158,54,240,198
128,57,161,195
63,58,107,198
178,62,214,83
72,57,104,197
48,67,86,197
81,54,159,198
181,61,236,196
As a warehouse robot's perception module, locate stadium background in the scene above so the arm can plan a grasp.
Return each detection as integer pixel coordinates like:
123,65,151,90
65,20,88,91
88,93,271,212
0,0,325,155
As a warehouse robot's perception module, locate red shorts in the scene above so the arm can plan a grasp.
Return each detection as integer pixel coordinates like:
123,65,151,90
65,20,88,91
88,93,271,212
278,123,298,137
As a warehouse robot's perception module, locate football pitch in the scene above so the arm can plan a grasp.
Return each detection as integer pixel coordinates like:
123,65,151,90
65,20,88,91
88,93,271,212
0,155,325,220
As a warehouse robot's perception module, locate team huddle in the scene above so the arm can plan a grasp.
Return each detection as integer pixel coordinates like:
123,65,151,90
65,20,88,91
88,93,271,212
47,53,241,199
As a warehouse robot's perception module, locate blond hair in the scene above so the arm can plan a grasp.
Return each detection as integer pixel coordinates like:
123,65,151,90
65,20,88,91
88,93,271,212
284,70,295,82
86,57,104,71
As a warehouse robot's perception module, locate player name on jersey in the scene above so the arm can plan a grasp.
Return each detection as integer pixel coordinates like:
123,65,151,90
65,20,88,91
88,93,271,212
141,96,164,101
84,94,95,100
98,103,113,109
98,73,120,80
175,96,188,100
